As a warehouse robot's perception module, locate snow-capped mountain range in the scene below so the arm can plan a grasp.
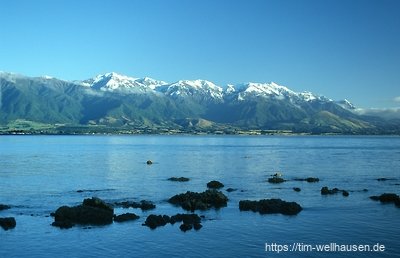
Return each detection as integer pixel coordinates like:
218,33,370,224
76,72,334,105
2,70,398,134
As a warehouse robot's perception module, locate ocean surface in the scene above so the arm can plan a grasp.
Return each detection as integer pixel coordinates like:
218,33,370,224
0,135,399,257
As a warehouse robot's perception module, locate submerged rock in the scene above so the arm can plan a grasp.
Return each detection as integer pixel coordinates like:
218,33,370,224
52,197,114,228
267,176,285,184
168,177,190,182
239,199,302,215
0,217,16,230
293,187,301,192
0,204,11,211
294,177,320,183
306,177,320,183
207,180,224,189
226,188,238,192
168,189,228,211
376,178,395,181
114,213,140,223
144,213,202,232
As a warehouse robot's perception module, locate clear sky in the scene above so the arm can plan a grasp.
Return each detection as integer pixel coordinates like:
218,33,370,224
0,0,399,108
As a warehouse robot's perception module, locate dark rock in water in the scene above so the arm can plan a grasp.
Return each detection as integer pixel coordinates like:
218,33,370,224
293,187,301,192
268,176,285,184
239,199,302,215
306,177,320,183
395,199,400,208
207,180,224,189
168,177,190,182
193,223,202,230
0,217,16,230
52,220,74,229
294,177,320,183
370,193,400,208
83,197,113,212
370,193,399,203
321,187,331,195
321,187,348,197
376,178,395,181
136,200,156,211
144,213,203,231
144,214,170,229
0,204,11,211
170,213,201,225
114,200,156,211
114,213,140,223
226,188,237,192
52,197,114,228
146,160,153,165
179,223,193,232
378,193,399,203
168,189,228,211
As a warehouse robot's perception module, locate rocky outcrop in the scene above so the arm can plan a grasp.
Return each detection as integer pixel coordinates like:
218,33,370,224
0,217,16,230
143,213,202,232
207,180,224,189
143,215,170,229
267,176,285,184
370,193,400,208
168,177,190,182
321,187,349,197
239,199,302,215
114,213,140,223
52,197,114,229
168,190,228,211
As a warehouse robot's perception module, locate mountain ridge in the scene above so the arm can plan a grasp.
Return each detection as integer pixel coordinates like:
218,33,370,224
0,71,398,134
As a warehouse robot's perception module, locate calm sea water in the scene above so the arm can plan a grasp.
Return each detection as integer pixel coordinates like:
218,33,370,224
0,135,399,258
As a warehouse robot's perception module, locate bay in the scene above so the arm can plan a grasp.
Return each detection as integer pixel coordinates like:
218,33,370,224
0,135,399,257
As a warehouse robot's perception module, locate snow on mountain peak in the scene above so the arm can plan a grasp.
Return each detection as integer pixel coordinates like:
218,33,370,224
233,81,297,101
76,72,339,105
91,72,138,89
298,91,317,101
41,75,54,80
81,72,166,92
336,99,356,110
161,79,224,99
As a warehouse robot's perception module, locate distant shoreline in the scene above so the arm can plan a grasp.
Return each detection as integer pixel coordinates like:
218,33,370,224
1,130,399,137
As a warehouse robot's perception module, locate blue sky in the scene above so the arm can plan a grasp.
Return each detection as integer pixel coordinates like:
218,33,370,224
0,0,399,108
